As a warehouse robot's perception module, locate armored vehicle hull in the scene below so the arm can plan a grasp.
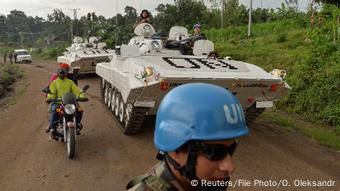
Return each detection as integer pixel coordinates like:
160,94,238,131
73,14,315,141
97,54,290,134
96,24,290,135
57,36,115,75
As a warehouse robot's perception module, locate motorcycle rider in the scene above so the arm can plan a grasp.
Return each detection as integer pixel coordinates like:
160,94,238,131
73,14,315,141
126,83,249,191
49,63,78,85
46,68,87,139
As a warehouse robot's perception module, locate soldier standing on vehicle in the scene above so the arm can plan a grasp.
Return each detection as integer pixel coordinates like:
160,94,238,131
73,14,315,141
134,9,153,28
180,24,207,55
126,83,249,191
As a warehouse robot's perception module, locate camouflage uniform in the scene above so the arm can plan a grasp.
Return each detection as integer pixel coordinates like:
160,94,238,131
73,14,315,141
127,161,185,191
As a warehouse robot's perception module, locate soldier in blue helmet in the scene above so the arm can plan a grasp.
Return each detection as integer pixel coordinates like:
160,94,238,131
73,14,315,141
126,83,249,191
180,24,207,55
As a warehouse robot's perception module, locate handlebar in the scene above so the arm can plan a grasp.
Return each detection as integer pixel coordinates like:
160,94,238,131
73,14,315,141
46,97,89,104
77,98,89,102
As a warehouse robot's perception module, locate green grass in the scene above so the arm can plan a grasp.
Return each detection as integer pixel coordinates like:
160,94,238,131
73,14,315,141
32,44,69,60
8,74,28,106
0,64,25,106
205,18,340,150
263,110,340,150
206,21,311,72
0,64,24,88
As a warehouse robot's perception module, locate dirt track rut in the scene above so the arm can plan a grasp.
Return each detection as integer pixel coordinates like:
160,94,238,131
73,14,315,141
0,61,339,191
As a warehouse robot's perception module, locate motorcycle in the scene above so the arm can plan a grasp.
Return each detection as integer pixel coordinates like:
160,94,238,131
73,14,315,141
42,85,89,159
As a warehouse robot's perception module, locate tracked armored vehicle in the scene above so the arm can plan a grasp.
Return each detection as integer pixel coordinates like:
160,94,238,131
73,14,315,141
96,23,291,135
57,36,115,76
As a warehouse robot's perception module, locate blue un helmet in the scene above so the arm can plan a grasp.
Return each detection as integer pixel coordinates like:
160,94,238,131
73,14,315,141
155,83,249,152
193,23,201,29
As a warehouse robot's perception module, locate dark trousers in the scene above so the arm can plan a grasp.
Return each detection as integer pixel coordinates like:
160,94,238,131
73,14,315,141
49,103,83,129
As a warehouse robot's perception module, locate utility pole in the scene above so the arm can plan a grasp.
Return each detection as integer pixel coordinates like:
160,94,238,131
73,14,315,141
70,19,73,42
248,0,252,37
140,0,142,12
19,31,24,48
115,0,118,47
221,0,224,29
261,0,263,9
116,0,118,25
69,8,79,42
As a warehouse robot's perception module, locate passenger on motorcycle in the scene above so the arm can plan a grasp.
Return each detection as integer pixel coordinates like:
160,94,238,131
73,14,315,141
46,68,87,139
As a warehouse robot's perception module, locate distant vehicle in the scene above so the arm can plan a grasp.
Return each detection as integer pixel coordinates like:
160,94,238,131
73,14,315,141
96,23,291,135
57,36,115,77
14,49,32,64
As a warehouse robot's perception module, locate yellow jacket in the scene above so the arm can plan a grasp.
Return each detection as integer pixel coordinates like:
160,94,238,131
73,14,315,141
47,77,85,101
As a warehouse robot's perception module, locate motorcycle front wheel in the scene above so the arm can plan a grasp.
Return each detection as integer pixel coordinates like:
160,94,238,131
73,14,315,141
66,128,76,159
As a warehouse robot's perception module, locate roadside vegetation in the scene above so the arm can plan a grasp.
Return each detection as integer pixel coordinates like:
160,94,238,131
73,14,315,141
205,5,339,149
0,64,23,98
31,43,68,60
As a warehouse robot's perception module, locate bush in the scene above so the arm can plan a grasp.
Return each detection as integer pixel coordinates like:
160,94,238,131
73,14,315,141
33,43,69,60
279,5,340,127
0,64,23,90
275,32,288,43
206,7,340,128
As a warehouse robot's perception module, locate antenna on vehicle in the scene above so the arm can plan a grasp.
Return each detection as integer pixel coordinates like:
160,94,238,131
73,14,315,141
140,0,143,12
115,0,118,47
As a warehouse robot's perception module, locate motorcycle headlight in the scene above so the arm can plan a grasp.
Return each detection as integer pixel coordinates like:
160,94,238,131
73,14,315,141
64,104,76,115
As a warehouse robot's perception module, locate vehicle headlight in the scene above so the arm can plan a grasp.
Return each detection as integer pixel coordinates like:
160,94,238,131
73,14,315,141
64,104,76,115
143,25,151,36
151,41,160,50
143,25,151,32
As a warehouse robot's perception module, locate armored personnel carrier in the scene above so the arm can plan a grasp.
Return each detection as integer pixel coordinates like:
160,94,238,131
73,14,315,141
96,23,290,135
57,36,115,76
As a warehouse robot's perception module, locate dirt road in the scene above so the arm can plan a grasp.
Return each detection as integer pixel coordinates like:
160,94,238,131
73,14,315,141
0,61,339,191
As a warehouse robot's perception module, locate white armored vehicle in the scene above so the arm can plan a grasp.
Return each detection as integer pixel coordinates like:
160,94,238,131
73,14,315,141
96,23,291,135
57,36,115,76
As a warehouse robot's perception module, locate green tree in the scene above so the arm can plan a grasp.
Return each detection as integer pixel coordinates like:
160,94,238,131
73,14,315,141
45,9,71,41
154,0,207,33
315,0,339,6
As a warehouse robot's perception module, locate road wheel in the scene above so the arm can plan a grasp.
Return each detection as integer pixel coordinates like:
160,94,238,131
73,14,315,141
120,106,148,135
107,86,112,108
114,92,120,117
104,85,110,105
67,128,76,159
101,78,106,89
100,79,106,98
118,97,125,123
110,88,117,113
123,103,132,128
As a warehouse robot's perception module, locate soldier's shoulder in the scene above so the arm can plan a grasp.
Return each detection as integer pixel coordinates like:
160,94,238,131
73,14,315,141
126,174,173,191
126,182,152,191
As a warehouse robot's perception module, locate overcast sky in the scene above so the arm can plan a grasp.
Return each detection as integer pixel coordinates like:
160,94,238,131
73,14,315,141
0,0,310,19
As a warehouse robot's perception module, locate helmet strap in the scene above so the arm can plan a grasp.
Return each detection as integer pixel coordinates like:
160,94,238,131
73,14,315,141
165,141,200,180
164,141,230,191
